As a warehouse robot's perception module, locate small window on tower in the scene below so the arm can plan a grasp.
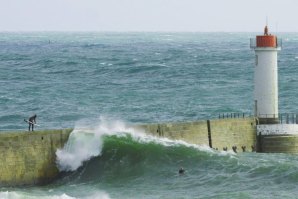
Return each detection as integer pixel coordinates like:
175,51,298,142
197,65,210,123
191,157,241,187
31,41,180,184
255,55,258,66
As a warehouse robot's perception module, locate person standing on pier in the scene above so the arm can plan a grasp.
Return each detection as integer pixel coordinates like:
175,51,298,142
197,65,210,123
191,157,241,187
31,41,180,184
27,114,37,131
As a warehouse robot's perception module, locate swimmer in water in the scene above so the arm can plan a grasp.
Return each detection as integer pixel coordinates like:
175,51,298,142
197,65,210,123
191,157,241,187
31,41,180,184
179,167,185,174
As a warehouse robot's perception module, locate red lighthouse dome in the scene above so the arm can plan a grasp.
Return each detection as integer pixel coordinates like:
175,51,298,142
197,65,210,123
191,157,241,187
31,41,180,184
256,26,277,48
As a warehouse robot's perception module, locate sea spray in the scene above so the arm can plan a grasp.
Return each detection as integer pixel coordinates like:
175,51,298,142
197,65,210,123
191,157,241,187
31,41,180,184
0,191,111,199
56,117,232,172
56,117,140,171
0,192,75,199
56,129,103,171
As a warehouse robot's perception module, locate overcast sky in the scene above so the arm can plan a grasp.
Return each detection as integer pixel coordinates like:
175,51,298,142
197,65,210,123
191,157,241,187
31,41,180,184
1,0,298,32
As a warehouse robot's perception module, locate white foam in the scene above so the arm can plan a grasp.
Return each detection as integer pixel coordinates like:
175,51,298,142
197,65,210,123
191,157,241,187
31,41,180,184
0,191,21,199
0,191,79,199
56,129,103,171
82,191,111,199
56,117,138,171
56,116,221,172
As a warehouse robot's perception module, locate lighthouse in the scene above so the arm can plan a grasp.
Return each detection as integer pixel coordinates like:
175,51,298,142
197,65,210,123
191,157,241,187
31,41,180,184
251,26,281,124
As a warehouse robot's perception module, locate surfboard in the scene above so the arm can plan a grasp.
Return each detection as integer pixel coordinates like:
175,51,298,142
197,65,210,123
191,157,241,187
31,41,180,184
24,119,40,126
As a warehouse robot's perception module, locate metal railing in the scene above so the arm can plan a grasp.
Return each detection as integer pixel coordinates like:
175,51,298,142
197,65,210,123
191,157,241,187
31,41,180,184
218,112,251,119
218,112,298,124
280,113,298,124
257,113,298,124
250,38,282,49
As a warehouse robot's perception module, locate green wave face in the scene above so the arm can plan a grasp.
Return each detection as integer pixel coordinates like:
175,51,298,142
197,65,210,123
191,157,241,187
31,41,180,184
54,132,298,199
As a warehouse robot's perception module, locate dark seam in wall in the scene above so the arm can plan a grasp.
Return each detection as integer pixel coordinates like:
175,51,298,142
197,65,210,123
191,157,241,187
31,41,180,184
207,120,212,148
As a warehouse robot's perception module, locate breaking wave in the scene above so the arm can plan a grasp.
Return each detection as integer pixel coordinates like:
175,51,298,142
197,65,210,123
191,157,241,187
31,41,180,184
55,117,217,172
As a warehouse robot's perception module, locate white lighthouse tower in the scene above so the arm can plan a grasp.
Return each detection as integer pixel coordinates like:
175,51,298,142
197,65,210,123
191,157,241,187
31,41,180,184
251,26,281,124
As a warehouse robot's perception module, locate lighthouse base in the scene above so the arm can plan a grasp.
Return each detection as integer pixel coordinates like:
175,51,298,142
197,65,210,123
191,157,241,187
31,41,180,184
256,124,298,153
258,117,279,125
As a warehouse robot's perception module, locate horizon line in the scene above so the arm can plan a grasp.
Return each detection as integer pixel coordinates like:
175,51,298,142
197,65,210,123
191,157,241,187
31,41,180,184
1,30,297,33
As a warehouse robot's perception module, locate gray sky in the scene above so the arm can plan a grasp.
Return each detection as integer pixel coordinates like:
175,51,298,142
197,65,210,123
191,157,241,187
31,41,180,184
1,0,298,32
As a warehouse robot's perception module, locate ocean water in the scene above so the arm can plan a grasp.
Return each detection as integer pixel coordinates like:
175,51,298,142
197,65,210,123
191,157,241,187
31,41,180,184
1,32,298,198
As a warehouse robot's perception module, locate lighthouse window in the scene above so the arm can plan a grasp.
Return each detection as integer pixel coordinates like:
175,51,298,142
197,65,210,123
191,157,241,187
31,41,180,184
255,55,258,66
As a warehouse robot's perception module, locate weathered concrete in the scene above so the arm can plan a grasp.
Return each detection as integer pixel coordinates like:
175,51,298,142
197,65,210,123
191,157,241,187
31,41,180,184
210,118,257,152
138,118,257,152
258,135,298,153
138,120,209,146
0,118,258,186
0,129,72,186
256,124,298,153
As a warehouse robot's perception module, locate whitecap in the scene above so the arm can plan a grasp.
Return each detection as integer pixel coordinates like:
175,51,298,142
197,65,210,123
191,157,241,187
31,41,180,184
56,116,229,172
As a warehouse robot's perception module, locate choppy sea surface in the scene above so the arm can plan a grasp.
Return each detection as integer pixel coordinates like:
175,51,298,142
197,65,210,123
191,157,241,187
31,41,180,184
1,32,298,198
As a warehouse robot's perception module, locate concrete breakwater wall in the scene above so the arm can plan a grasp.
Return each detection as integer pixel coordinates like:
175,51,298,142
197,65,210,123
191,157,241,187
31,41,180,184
0,129,72,186
258,135,298,153
0,118,256,186
138,118,257,153
256,124,298,153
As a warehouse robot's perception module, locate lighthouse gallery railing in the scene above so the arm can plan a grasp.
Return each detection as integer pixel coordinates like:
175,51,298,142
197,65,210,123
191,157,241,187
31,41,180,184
250,38,282,49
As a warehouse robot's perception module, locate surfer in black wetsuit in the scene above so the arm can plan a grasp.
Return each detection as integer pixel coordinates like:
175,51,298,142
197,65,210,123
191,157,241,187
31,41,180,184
28,114,37,131
179,167,185,175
